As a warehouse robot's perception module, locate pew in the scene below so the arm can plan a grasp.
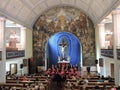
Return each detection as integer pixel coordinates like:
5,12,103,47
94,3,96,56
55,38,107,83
0,83,23,90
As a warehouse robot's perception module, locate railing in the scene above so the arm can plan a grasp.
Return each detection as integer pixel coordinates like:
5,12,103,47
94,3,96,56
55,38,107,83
101,49,113,58
6,50,25,59
101,49,120,59
117,49,120,59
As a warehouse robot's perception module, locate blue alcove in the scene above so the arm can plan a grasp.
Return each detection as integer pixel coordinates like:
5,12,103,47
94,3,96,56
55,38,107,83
47,31,81,68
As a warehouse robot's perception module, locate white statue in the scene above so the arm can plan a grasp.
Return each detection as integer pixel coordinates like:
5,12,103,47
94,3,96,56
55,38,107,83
61,44,67,58
59,39,68,59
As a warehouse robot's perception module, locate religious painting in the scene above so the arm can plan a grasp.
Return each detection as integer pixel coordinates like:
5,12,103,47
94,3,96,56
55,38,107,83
5,27,21,43
5,27,21,51
105,34,112,41
99,58,103,67
23,59,28,67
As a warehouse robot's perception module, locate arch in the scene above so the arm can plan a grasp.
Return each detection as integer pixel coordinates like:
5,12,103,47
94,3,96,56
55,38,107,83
46,31,82,68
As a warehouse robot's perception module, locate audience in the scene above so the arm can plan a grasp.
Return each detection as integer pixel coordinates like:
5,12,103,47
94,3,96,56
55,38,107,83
110,85,116,90
82,78,88,90
94,85,101,90
98,77,103,82
22,75,29,81
3,64,117,90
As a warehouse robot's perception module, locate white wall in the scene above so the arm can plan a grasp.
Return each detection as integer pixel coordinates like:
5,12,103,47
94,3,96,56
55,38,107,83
100,56,114,77
6,58,23,76
81,66,97,76
24,28,33,74
5,28,33,75
94,24,115,77
0,60,6,82
0,18,6,83
25,28,33,58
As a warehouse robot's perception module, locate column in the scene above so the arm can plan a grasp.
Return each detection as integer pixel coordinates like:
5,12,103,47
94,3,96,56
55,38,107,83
112,8,120,86
25,29,33,74
21,27,27,75
95,25,100,73
21,27,26,50
0,17,6,83
98,23,105,49
95,23,105,73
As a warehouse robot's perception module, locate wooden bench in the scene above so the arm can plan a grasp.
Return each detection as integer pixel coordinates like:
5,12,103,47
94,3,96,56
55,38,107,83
0,83,23,90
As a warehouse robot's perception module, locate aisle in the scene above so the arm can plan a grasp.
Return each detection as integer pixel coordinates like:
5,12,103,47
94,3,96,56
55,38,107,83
50,81,64,90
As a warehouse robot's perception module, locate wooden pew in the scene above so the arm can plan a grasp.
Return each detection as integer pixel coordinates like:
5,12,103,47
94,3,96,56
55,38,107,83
0,83,23,90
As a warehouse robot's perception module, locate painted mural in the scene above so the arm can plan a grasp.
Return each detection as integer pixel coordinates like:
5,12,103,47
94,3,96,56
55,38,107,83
33,6,96,67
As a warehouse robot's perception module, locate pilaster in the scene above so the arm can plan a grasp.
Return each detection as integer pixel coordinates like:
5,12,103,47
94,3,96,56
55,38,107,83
112,8,120,86
0,17,6,83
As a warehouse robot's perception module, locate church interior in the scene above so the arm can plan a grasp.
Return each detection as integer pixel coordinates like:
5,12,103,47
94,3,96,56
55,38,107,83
0,0,120,90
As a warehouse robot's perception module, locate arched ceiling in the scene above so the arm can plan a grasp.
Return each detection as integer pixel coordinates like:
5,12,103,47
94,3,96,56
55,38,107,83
0,0,120,30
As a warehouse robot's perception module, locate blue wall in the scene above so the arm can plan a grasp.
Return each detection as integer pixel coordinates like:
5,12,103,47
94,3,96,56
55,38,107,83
47,32,81,67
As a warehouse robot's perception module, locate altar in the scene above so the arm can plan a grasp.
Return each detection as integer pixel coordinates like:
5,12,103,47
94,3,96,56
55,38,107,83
58,60,70,67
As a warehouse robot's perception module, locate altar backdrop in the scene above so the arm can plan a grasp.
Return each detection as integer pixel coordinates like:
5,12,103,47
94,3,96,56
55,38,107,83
47,32,81,67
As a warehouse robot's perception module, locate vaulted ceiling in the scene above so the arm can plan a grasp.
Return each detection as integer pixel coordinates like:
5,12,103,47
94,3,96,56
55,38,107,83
0,0,120,30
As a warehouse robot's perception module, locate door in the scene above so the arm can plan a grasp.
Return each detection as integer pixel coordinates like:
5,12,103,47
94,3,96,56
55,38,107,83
10,63,17,74
111,63,114,78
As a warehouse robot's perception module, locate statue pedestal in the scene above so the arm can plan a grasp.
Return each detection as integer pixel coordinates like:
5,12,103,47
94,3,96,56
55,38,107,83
58,60,70,68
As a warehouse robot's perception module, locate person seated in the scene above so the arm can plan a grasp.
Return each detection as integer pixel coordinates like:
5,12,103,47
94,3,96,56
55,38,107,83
69,67,74,76
75,64,78,70
104,79,109,83
72,75,76,80
55,67,59,74
82,78,88,90
39,83,45,90
102,84,106,90
98,77,103,82
52,64,55,71
106,75,111,80
60,68,65,78
110,85,116,90
83,78,88,85
94,85,101,90
51,70,55,75
45,68,51,75
34,82,39,89
108,76,113,82
51,70,55,80
65,68,69,75
22,75,29,81
66,81,72,88
101,75,105,80
74,68,79,78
